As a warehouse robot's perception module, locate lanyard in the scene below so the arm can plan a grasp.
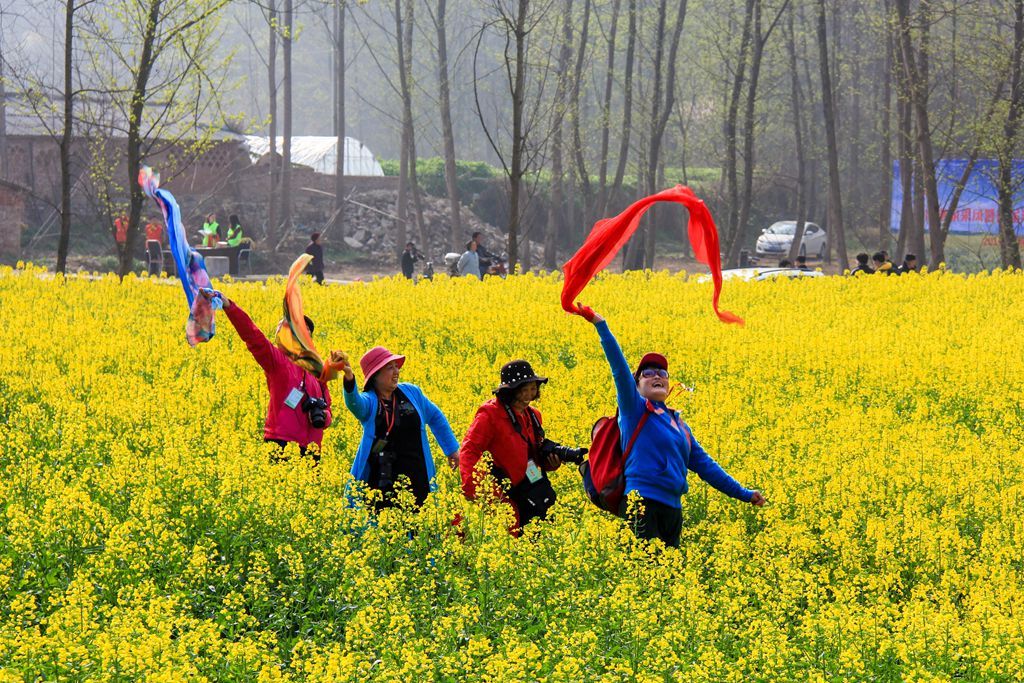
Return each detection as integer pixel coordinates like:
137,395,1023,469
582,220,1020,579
378,395,398,437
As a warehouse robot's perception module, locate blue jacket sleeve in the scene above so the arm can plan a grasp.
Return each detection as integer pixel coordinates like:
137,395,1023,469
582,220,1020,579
595,320,644,421
344,382,375,423
686,427,753,502
421,393,460,457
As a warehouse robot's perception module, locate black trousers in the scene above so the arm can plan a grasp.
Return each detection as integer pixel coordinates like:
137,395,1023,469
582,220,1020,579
265,438,320,464
619,496,683,548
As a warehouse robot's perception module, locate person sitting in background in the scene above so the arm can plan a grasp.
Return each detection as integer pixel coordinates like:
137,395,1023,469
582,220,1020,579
201,213,220,247
472,231,498,274
458,240,481,279
895,253,918,275
872,252,893,275
778,259,794,268
850,252,874,276
226,214,245,247
795,255,810,271
305,233,325,285
145,216,164,244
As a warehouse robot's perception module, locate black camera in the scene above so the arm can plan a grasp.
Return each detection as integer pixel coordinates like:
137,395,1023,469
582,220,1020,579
371,438,398,491
539,438,588,465
302,395,329,429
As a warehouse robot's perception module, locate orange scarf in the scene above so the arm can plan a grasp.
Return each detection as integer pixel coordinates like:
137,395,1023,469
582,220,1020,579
274,254,340,381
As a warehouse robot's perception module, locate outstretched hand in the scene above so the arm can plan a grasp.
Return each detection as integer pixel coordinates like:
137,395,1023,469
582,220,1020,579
574,303,603,324
199,288,229,308
330,350,355,381
750,491,767,507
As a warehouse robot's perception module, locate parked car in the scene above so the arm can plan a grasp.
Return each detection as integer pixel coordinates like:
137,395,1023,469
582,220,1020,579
755,221,827,260
696,268,825,283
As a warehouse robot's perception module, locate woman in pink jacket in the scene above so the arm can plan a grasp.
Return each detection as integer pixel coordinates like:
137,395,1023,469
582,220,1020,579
216,293,343,463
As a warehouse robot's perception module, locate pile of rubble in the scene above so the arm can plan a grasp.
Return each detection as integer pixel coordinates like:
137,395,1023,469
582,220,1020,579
283,189,542,264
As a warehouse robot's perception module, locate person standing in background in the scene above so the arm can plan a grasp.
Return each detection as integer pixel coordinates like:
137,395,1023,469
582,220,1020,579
305,232,325,285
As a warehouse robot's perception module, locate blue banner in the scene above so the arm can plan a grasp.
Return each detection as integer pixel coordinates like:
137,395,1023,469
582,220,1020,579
890,159,1024,236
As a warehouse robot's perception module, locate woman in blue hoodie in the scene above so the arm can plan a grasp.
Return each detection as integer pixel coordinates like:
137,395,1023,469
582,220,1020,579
576,305,765,547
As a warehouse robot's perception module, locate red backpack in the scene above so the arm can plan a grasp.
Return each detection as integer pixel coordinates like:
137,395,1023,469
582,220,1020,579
579,408,652,517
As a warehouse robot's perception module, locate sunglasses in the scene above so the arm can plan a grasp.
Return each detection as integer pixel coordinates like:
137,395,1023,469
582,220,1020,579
640,368,669,379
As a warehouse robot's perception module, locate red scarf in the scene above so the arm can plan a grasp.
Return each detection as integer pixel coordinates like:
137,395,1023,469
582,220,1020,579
561,185,743,325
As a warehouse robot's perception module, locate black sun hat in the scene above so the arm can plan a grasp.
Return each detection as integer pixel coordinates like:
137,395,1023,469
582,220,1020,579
492,360,548,394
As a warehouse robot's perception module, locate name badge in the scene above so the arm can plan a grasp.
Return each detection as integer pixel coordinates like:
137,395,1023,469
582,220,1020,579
524,460,543,484
284,387,304,409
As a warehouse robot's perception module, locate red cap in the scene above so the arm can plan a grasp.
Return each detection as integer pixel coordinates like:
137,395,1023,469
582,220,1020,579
634,352,668,378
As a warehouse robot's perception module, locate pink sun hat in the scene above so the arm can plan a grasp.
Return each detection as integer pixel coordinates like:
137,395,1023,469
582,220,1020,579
360,346,406,390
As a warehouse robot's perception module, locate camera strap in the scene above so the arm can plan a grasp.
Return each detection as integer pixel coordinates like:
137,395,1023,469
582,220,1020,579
501,403,544,456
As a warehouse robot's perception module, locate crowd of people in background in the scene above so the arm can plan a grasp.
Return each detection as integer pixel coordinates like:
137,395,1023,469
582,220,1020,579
776,250,917,276
114,210,247,253
844,251,917,275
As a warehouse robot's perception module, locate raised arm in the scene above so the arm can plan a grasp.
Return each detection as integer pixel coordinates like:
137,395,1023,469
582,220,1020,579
221,298,281,374
579,309,643,421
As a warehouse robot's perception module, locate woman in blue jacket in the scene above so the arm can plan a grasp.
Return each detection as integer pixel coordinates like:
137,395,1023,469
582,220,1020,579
339,346,460,509
576,305,765,547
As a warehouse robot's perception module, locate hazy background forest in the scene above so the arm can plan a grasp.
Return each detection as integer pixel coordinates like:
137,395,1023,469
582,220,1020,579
1,0,1022,275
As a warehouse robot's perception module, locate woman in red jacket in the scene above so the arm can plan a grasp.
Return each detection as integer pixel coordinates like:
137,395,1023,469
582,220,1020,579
459,360,587,531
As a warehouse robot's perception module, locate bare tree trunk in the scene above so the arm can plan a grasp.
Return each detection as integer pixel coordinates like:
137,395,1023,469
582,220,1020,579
786,3,807,264
435,0,461,249
816,0,848,270
570,0,591,229
911,151,926,259
545,0,573,270
267,0,279,245
406,0,428,247
281,0,294,243
998,0,1024,269
727,0,763,267
0,27,8,180
642,0,687,269
333,0,346,239
507,0,530,272
610,0,636,205
896,92,912,259
119,0,162,278
895,0,943,268
394,0,410,256
724,0,755,255
878,0,893,252
597,0,622,218
56,0,75,273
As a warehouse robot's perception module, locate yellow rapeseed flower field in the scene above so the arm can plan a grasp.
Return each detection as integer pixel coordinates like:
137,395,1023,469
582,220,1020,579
1,264,1023,681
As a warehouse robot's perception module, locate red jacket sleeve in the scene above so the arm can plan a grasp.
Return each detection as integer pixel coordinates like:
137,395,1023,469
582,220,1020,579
459,405,495,500
224,302,283,374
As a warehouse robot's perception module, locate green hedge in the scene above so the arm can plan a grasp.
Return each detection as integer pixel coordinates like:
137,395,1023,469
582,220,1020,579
379,157,499,200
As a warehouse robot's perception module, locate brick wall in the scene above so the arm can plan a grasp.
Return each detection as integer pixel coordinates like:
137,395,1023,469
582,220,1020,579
2,135,398,241
0,182,28,259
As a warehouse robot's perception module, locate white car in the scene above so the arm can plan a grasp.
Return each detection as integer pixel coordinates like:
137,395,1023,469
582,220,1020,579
694,267,824,283
755,221,827,260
